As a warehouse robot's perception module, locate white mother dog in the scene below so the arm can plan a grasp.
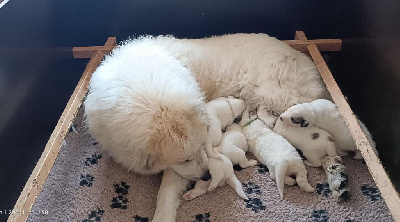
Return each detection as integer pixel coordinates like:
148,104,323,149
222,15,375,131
84,34,328,221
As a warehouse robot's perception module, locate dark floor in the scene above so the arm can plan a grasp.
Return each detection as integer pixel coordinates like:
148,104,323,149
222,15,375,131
0,0,399,220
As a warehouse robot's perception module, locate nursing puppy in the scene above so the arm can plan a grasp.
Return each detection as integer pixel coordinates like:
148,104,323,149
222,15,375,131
269,107,338,167
280,99,377,159
205,97,247,158
240,108,314,198
182,154,248,200
216,123,258,168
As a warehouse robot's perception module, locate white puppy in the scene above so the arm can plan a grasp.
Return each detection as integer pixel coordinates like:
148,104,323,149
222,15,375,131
205,97,247,158
269,107,338,167
280,99,377,159
216,123,258,168
240,108,314,198
182,154,248,200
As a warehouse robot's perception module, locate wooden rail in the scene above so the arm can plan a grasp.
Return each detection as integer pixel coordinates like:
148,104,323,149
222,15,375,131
8,37,116,222
11,31,399,221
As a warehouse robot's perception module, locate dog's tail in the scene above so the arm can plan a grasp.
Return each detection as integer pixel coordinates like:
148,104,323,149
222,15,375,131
275,162,288,198
227,176,248,200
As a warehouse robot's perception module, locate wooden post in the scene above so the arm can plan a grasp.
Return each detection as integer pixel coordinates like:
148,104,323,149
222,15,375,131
72,34,342,59
307,42,400,222
8,37,116,222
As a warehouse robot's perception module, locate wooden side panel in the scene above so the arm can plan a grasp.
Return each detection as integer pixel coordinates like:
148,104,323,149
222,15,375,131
8,50,105,222
307,43,400,222
294,31,308,41
284,39,342,53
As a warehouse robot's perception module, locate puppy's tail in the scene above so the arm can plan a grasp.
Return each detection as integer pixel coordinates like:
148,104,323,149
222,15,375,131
227,176,248,200
275,162,288,198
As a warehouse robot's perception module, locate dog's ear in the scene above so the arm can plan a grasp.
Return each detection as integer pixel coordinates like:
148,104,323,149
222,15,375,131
145,155,157,170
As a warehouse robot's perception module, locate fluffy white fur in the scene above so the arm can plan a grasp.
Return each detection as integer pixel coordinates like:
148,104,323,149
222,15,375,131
182,179,211,201
280,99,377,159
240,108,314,198
269,108,338,167
84,34,328,221
183,154,248,200
205,97,247,158
215,123,258,168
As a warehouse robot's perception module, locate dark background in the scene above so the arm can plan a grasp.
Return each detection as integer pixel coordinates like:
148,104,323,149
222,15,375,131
0,0,399,220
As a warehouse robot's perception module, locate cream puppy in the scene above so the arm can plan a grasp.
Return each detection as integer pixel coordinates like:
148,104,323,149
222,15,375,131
205,97,247,158
182,154,248,200
279,99,376,159
269,108,338,167
216,123,258,168
240,108,314,198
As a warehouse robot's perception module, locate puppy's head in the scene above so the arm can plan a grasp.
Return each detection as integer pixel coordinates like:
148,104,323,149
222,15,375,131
279,103,316,127
227,96,247,118
239,107,258,127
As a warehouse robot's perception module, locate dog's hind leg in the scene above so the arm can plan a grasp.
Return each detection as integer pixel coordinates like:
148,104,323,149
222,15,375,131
227,176,248,199
353,150,363,160
304,157,322,167
294,168,314,193
284,176,296,186
236,148,258,168
205,139,222,159
326,143,338,157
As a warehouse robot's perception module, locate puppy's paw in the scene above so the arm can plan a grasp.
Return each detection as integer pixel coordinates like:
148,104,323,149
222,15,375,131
182,191,195,201
248,159,258,166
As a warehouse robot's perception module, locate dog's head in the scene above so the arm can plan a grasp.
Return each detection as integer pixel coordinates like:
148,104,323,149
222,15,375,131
226,96,247,118
279,103,316,127
239,107,258,127
144,103,210,180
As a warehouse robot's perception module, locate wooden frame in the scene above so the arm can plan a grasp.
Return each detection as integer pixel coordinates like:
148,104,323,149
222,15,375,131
9,32,399,222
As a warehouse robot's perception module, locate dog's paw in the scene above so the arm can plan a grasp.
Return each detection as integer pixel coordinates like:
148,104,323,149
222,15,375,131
248,159,258,166
304,185,315,193
182,191,195,201
207,187,215,192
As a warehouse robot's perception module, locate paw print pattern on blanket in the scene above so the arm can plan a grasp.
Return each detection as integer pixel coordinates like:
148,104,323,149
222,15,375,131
84,153,103,166
310,209,329,222
242,182,261,195
80,174,94,187
81,208,104,222
134,215,149,222
315,183,331,197
361,185,382,201
111,182,130,209
345,219,360,222
193,213,210,222
257,164,269,174
244,198,266,213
